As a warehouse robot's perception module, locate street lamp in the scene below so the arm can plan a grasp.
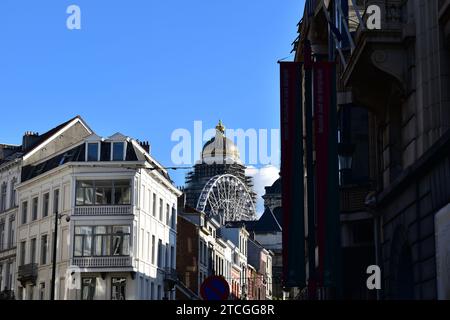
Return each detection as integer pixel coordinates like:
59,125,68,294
50,212,70,300
337,142,355,186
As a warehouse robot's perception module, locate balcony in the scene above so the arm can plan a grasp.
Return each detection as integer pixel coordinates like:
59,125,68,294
0,246,16,260
72,256,133,268
164,267,178,282
163,267,178,292
18,263,38,286
73,205,132,216
339,185,371,213
340,1,408,116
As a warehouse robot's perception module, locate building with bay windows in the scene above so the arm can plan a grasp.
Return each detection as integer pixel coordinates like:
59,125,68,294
13,116,181,300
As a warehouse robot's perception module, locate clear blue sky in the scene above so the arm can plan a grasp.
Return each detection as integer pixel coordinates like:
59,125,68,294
0,0,304,192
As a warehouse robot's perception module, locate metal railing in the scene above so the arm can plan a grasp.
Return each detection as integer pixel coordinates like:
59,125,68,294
18,263,38,284
339,185,371,212
164,267,178,282
72,256,132,268
73,205,132,216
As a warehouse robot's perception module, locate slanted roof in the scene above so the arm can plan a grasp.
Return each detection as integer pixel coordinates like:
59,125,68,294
255,207,282,232
21,143,85,182
272,206,282,227
239,206,282,234
23,115,83,154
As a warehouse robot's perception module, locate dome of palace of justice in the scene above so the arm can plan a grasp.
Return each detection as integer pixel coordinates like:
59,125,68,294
201,120,241,164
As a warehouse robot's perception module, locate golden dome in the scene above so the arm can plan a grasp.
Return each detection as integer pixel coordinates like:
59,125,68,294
201,121,240,163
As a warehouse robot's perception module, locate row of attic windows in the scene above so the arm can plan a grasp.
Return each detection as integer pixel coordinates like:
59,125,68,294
21,140,135,183
86,141,126,162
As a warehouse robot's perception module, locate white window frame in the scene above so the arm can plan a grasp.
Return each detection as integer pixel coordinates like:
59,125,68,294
110,141,127,161
85,141,101,162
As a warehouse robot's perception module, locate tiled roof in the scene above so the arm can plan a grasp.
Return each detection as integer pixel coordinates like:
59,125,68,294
231,206,283,233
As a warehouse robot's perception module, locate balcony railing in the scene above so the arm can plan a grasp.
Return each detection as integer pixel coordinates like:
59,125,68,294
18,263,38,285
72,256,133,268
164,267,178,282
73,205,132,216
340,185,371,213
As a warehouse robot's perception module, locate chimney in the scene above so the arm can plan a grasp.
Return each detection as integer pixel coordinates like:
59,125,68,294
22,131,40,152
139,141,150,154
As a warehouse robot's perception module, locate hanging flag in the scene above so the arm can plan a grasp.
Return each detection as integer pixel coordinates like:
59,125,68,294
313,61,333,287
280,62,306,289
312,59,342,296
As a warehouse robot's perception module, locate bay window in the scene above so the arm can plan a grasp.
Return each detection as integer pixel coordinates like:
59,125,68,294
74,225,130,257
76,180,131,206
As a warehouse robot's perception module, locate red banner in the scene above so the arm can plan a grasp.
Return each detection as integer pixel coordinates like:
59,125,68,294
313,61,333,287
280,62,305,288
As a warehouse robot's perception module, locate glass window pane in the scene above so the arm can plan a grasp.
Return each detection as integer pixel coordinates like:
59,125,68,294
121,187,131,204
74,236,83,257
103,235,111,256
112,236,122,255
112,142,124,161
78,226,92,235
114,188,122,205
114,186,130,205
76,188,84,205
84,188,94,205
83,236,92,256
122,235,130,255
95,226,107,234
95,187,105,205
87,143,99,161
94,236,102,256
105,188,112,204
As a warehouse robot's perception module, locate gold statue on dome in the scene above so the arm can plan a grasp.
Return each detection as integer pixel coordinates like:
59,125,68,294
215,120,225,134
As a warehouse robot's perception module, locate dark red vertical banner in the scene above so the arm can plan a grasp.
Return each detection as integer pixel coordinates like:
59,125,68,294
280,62,305,288
313,61,332,287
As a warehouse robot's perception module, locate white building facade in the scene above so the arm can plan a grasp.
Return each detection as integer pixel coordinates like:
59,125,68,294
13,116,181,300
219,224,249,298
0,145,21,299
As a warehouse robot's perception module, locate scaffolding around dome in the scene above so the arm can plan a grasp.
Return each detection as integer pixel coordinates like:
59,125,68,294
184,121,257,224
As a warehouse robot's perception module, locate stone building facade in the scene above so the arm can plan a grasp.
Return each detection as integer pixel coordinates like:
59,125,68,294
295,0,450,299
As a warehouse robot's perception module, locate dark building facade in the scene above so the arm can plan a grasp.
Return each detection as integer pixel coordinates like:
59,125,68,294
292,0,450,300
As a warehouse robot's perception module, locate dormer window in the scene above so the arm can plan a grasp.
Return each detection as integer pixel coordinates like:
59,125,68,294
87,143,99,161
112,142,125,161
85,135,102,162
